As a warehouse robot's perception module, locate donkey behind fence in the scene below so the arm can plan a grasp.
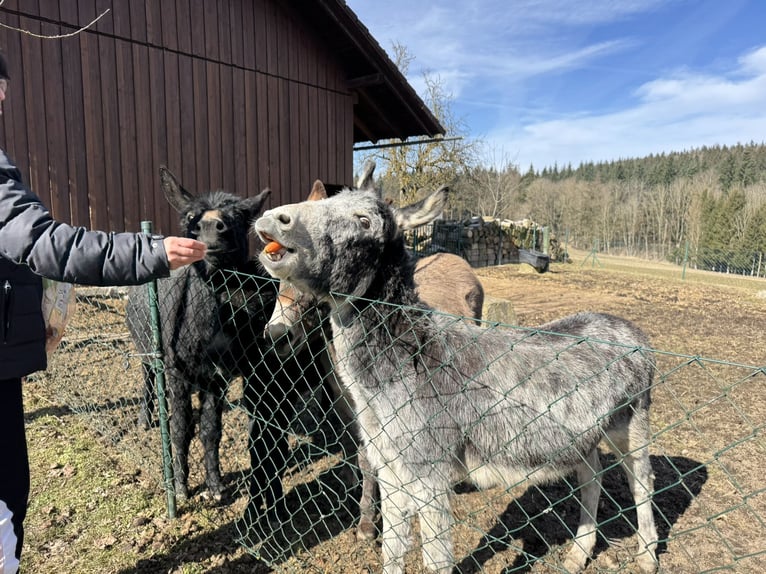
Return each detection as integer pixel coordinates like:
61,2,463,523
254,188,659,573
264,174,484,541
126,167,318,520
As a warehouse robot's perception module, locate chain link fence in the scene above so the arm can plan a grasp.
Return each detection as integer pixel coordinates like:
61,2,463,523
672,246,766,279
39,270,765,573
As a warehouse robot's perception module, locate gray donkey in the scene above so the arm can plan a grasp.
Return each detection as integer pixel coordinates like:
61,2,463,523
265,175,483,541
254,188,659,573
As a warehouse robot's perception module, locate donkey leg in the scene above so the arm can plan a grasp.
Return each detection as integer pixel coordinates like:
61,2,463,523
326,374,378,538
168,376,193,501
607,413,659,573
414,479,454,574
199,389,225,502
356,443,379,541
563,448,602,573
378,464,415,574
624,452,659,572
245,375,294,521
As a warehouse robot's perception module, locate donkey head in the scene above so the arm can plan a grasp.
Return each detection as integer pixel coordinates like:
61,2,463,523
160,166,271,270
261,159,447,352
256,179,448,307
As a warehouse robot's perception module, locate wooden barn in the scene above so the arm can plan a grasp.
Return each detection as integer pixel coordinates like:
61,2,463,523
0,0,443,236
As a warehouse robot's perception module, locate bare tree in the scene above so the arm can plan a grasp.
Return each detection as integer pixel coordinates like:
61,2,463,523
461,144,522,219
356,42,478,207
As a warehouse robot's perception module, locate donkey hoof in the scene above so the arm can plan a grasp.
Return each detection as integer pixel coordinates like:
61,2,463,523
174,484,189,501
356,517,378,541
562,547,589,574
636,552,658,573
201,486,224,503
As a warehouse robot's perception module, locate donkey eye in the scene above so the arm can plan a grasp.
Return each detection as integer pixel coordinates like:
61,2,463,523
357,215,371,229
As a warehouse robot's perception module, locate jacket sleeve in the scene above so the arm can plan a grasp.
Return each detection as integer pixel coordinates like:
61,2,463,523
0,149,171,286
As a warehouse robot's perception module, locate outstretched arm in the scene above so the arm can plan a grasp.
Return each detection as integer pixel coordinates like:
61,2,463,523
0,149,206,285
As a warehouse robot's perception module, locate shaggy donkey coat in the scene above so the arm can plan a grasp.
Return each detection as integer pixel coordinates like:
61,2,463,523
254,189,659,574
265,177,484,541
127,169,341,536
127,167,276,503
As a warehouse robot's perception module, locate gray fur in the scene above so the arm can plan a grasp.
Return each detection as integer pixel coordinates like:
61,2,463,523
265,176,482,540
255,189,659,573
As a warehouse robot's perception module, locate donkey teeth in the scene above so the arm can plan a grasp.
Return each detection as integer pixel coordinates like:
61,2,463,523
261,240,287,261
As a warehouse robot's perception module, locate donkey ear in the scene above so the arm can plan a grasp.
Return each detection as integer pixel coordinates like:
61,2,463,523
243,187,272,218
393,185,449,230
355,159,377,195
160,166,195,213
307,180,328,201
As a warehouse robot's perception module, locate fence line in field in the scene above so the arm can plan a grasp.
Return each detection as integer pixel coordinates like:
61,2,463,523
38,272,766,573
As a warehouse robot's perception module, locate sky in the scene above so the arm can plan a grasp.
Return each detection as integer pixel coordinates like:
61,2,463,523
346,0,766,171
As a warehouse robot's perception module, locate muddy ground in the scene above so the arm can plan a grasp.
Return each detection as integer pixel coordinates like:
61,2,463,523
21,253,766,573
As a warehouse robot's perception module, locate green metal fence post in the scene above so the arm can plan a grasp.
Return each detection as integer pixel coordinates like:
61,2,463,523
581,238,602,268
141,220,177,519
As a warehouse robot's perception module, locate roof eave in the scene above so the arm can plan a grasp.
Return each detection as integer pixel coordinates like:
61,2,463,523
311,0,446,143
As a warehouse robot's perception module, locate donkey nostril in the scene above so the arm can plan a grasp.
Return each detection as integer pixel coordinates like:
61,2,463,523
277,212,291,225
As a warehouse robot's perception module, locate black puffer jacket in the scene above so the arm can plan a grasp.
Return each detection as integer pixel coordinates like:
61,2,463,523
0,149,171,378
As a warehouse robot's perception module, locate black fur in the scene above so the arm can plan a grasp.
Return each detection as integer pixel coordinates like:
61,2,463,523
126,168,276,504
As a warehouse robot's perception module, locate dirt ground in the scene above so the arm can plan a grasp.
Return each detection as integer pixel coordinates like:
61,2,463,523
21,252,766,573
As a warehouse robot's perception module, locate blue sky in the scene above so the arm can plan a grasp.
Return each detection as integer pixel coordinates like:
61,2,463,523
346,0,766,171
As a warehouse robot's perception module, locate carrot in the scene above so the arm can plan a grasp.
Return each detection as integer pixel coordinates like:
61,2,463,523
264,241,284,253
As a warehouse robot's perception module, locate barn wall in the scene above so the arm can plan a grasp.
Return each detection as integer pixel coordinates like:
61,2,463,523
0,0,354,236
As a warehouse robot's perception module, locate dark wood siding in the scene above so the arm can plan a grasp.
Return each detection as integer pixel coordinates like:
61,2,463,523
0,0,355,236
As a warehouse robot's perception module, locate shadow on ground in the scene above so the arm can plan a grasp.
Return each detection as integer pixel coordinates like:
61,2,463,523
456,454,707,573
113,452,705,574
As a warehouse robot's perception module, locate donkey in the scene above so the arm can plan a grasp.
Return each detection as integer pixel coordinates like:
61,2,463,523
265,178,484,541
254,189,659,573
126,167,276,502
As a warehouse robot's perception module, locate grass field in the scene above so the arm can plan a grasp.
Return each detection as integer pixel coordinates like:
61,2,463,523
21,250,766,573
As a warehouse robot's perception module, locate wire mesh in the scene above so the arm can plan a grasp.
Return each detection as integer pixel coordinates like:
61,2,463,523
39,270,766,573
686,247,766,278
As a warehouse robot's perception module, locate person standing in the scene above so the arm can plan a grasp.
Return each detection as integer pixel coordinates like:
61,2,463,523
0,52,207,573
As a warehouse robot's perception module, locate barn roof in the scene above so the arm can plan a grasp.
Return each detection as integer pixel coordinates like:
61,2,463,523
296,0,446,144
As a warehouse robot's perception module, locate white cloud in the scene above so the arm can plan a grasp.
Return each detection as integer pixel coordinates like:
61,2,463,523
489,45,766,168
349,1,766,169
737,45,766,74
351,1,645,99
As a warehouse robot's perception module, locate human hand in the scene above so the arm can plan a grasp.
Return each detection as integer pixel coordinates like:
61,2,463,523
163,236,207,269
